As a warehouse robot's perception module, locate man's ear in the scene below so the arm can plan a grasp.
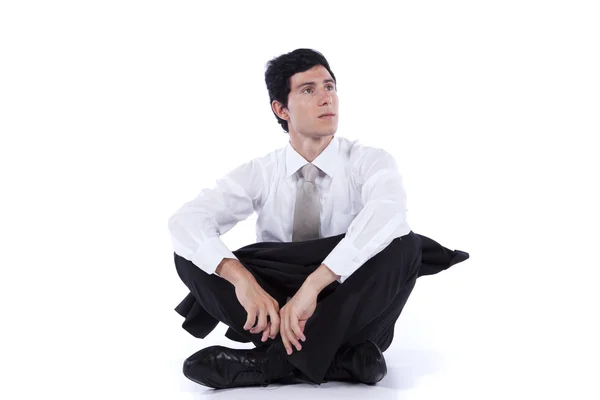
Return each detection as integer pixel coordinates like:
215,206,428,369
271,100,289,120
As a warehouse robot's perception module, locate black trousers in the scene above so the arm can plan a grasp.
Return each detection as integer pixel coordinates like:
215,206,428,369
173,230,469,384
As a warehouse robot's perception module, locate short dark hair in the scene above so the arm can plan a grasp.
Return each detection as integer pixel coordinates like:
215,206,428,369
264,48,337,133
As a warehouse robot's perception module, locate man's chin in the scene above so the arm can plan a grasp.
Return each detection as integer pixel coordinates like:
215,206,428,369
315,128,337,137
312,132,336,140
294,128,337,139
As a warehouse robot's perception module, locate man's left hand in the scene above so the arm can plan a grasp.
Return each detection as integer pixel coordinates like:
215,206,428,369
279,284,319,355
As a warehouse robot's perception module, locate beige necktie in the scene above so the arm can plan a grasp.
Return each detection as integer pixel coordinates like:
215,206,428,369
292,163,321,242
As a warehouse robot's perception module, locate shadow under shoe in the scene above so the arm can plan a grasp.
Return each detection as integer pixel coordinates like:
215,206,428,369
322,340,387,384
182,344,295,389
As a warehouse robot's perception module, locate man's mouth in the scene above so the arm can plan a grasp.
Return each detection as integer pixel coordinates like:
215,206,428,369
319,113,336,118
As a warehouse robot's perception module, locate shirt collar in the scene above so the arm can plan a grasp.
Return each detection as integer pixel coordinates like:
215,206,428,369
285,135,339,179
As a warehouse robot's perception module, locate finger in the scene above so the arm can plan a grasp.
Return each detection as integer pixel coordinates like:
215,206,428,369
288,316,302,351
299,320,307,339
251,308,267,334
261,322,270,342
281,313,292,355
252,316,266,336
268,307,280,338
258,308,268,332
291,317,306,344
244,308,257,331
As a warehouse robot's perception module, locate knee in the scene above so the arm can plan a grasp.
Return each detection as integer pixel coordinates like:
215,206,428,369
392,230,420,248
367,231,421,278
385,231,421,261
174,252,210,283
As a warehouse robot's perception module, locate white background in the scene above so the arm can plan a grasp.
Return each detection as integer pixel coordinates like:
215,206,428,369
1,1,599,398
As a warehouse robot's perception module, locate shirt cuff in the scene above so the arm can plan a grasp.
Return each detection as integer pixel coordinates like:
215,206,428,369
190,236,238,276
322,237,362,282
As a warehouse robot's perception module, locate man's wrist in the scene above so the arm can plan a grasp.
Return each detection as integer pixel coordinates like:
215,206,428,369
304,263,340,293
216,258,253,287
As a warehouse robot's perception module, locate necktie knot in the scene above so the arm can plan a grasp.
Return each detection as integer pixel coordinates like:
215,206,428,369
300,163,319,183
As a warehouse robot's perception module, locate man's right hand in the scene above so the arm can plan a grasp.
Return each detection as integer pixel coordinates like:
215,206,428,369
234,278,281,342
216,258,280,342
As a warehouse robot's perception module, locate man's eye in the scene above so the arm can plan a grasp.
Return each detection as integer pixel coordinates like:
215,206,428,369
326,85,335,90
303,88,313,94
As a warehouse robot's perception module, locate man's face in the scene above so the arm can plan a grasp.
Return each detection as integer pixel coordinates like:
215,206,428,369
283,65,339,138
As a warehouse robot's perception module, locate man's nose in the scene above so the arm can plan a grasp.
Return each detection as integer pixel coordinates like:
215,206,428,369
319,90,332,105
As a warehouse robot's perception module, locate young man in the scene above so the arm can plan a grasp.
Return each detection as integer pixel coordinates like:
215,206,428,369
168,49,468,389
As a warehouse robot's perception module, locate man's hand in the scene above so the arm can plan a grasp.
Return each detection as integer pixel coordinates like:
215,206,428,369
217,258,281,341
279,284,319,355
234,276,281,342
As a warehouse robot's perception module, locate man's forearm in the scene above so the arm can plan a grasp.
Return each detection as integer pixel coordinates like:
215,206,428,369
216,258,254,287
304,263,341,293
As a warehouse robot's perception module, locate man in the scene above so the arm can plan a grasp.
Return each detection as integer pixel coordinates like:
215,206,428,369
168,48,468,389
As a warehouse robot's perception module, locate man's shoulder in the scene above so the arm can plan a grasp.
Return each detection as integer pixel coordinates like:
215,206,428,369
254,143,285,165
236,142,284,174
338,136,394,164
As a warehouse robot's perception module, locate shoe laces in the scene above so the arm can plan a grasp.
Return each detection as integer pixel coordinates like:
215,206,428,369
258,346,296,387
246,348,272,387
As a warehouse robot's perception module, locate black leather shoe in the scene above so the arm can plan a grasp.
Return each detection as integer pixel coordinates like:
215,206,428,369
323,341,387,384
182,345,294,389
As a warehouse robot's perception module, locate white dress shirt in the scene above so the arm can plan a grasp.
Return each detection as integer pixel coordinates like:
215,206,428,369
168,135,411,283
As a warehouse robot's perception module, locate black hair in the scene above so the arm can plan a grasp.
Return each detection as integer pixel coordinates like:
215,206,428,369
264,48,337,133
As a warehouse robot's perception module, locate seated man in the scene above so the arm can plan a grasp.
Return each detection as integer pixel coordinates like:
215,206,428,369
168,48,469,389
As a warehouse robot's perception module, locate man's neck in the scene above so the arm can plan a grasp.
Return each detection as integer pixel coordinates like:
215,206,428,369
289,133,334,163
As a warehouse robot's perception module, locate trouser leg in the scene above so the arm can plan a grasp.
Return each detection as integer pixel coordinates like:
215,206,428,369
345,267,418,352
270,231,422,384
173,253,288,348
